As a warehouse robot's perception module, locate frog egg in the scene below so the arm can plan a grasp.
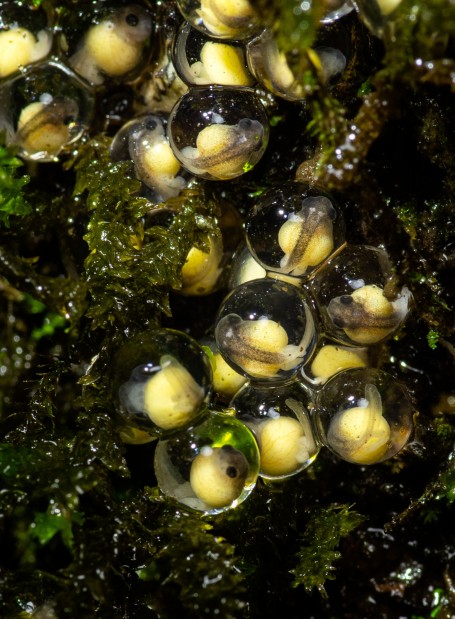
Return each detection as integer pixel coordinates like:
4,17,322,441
321,0,355,24
215,278,317,383
314,368,414,465
313,17,351,86
64,4,153,85
0,2,53,78
245,182,345,279
179,232,224,296
200,337,248,402
311,245,413,346
62,3,153,86
110,113,188,202
154,410,260,514
176,0,261,40
227,244,267,290
0,59,94,162
246,29,307,102
301,340,369,386
110,329,212,438
168,86,269,180
231,382,319,480
0,16,52,78
354,0,403,37
172,22,254,87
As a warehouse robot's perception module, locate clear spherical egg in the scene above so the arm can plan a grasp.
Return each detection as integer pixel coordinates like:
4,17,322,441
310,244,413,346
0,1,53,78
313,367,414,465
0,58,94,161
110,112,189,202
154,409,260,514
176,0,262,40
215,278,317,382
59,2,154,86
172,22,254,87
167,85,269,180
245,182,345,279
110,328,212,438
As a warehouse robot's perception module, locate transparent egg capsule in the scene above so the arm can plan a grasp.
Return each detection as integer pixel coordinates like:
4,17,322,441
0,59,94,162
231,382,319,480
110,329,212,438
301,339,369,387
311,245,413,346
313,17,352,86
110,113,188,202
321,0,355,24
245,182,345,279
246,29,309,102
60,2,154,86
353,0,403,38
314,368,414,465
154,410,260,514
227,243,266,290
168,86,269,180
172,22,254,87
246,21,350,100
176,0,261,41
0,1,53,78
200,336,248,402
215,278,317,383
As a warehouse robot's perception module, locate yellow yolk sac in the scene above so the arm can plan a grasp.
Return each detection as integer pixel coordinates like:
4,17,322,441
309,344,368,384
15,98,80,160
179,234,224,296
69,5,152,84
326,383,391,465
189,41,253,86
255,416,309,477
189,444,249,508
198,0,258,38
141,355,205,430
211,351,247,399
0,27,52,78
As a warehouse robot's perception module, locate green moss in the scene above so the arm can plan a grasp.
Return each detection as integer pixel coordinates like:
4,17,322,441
71,136,219,332
0,141,31,227
291,504,365,597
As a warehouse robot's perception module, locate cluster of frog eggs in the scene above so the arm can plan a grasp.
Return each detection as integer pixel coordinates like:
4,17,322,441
113,180,415,515
0,0,413,515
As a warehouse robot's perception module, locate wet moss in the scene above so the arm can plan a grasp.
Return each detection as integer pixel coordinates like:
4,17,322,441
0,0,454,617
